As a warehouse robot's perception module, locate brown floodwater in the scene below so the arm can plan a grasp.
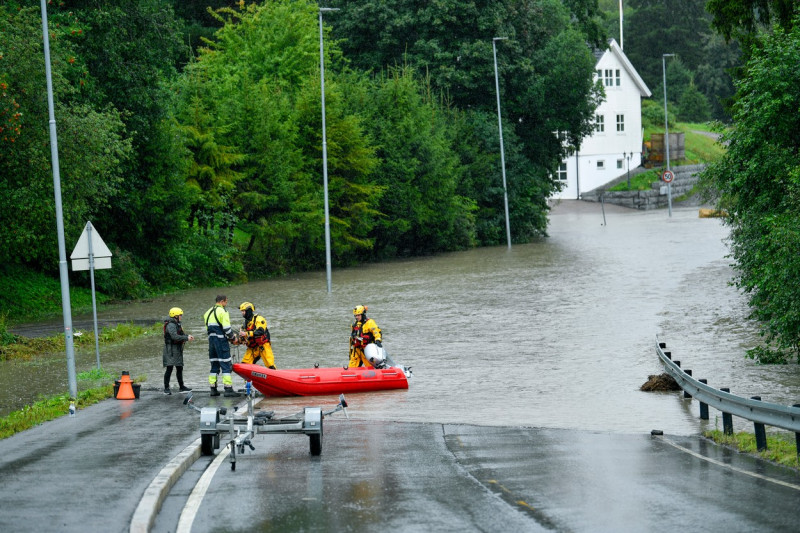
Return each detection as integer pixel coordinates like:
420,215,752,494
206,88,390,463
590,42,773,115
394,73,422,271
5,201,798,435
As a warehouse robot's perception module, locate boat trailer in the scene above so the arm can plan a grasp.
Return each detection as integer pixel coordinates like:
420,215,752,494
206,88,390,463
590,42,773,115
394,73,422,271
184,382,348,470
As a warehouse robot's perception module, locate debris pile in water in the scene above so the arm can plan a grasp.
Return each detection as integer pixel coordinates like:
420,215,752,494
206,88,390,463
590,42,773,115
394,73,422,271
640,373,681,391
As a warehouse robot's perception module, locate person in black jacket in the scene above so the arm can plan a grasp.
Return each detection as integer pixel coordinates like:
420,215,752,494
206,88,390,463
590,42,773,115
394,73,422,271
163,307,195,395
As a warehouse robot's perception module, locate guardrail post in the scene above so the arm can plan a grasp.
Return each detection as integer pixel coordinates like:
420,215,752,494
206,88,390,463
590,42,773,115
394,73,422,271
751,397,767,451
698,379,709,419
721,388,733,435
659,342,666,349
664,351,671,359
684,370,692,398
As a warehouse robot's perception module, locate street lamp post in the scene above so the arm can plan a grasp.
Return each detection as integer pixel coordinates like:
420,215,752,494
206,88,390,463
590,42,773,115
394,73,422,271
39,0,78,410
624,151,631,188
662,53,675,218
319,7,339,293
492,37,511,249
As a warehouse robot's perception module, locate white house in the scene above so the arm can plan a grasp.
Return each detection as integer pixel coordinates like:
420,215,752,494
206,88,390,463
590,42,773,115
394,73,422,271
552,39,651,200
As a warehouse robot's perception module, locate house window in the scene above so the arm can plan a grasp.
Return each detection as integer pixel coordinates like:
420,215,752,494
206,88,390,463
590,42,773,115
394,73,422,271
615,69,621,86
596,160,605,170
557,162,567,181
604,69,613,87
596,69,602,80
616,114,625,132
595,114,604,133
617,159,624,169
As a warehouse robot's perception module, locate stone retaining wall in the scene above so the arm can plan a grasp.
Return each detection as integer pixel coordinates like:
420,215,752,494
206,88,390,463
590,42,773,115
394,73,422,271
579,164,704,210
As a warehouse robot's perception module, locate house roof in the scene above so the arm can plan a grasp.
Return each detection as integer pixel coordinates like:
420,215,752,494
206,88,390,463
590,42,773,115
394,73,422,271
596,38,651,98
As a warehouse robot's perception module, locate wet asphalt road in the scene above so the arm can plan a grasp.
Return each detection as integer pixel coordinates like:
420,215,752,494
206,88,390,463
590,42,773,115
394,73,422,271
2,391,800,532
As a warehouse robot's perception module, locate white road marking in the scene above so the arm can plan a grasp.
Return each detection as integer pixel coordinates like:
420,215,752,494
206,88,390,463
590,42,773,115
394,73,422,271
660,437,800,491
177,402,251,532
176,444,231,533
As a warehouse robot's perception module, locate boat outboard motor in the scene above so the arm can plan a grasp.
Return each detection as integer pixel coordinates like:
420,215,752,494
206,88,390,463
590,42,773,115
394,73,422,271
364,343,387,369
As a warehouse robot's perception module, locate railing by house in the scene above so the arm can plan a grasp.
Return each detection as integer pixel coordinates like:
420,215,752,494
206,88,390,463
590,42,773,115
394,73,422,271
655,337,800,454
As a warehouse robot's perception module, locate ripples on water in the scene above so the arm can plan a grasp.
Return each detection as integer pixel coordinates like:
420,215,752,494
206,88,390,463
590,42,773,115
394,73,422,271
6,201,800,435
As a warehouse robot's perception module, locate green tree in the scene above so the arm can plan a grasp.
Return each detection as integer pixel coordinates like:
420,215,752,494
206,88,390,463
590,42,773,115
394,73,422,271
0,6,132,272
178,96,246,241
623,0,738,121
677,81,711,122
694,33,740,121
352,66,475,257
624,0,710,88
54,1,191,281
706,0,797,42
176,1,381,272
650,58,711,122
700,19,800,362
171,0,235,60
328,0,603,236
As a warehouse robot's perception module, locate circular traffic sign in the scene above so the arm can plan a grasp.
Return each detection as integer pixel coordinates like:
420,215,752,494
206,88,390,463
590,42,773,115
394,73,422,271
662,170,674,183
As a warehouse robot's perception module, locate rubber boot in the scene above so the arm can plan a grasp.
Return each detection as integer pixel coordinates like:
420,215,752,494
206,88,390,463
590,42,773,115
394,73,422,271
210,386,220,397
223,386,240,397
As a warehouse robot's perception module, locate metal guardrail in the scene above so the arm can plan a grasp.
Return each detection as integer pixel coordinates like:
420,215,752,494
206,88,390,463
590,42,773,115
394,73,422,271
655,338,800,448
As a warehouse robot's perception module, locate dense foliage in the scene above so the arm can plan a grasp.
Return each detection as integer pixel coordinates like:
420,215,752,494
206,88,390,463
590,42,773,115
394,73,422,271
1,0,609,311
601,0,740,122
701,15,800,363
0,6,132,271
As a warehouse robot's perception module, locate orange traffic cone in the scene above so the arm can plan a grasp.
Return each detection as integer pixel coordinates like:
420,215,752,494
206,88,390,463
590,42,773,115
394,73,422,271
116,371,136,400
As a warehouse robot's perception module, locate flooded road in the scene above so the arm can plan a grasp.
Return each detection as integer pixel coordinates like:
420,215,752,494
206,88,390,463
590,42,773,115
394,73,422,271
6,201,799,435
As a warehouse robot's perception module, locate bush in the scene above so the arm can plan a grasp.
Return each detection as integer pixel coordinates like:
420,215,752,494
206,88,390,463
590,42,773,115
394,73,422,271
642,99,676,130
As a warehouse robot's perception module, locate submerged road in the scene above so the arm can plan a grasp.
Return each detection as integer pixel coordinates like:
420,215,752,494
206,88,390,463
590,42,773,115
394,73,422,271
1,391,799,532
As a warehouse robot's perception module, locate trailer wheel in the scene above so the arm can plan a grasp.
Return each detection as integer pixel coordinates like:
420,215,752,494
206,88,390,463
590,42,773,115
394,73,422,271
309,433,322,456
201,434,215,456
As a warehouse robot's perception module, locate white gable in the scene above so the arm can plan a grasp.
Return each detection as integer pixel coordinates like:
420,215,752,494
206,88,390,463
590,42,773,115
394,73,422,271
604,39,651,98
552,39,651,200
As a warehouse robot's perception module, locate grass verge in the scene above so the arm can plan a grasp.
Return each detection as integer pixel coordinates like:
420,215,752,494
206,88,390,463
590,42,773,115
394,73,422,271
704,429,800,471
0,323,156,440
608,169,662,191
0,385,114,440
1,321,161,362
0,369,148,440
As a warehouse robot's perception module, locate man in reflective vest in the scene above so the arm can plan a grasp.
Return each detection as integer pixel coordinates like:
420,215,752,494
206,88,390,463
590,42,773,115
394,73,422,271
203,295,238,397
349,304,382,367
237,301,276,369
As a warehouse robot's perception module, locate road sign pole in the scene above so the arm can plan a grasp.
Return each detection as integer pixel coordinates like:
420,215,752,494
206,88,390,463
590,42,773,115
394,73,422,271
668,182,672,217
87,223,101,369
71,220,113,370
661,170,675,216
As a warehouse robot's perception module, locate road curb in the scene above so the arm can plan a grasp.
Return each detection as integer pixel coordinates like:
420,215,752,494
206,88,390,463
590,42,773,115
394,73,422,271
130,438,201,533
130,397,252,532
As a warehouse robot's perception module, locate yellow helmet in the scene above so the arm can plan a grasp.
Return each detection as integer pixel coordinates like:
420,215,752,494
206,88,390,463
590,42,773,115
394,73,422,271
353,305,367,316
169,307,184,318
239,302,255,312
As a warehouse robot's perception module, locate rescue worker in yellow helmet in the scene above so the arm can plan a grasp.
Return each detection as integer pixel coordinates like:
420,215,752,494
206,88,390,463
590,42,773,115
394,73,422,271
237,302,276,369
203,295,239,397
349,305,382,368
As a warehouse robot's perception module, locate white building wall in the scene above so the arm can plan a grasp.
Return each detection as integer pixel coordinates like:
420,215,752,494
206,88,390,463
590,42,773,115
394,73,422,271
552,40,650,200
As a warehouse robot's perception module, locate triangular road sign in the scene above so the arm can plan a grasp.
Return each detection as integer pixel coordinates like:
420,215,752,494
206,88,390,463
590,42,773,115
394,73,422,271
71,221,112,271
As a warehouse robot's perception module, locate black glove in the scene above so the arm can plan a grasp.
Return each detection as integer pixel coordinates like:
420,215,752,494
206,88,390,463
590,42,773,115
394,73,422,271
375,340,382,348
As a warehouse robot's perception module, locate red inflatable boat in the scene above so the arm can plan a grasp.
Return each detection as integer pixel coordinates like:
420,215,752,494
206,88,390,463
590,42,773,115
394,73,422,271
233,363,411,397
